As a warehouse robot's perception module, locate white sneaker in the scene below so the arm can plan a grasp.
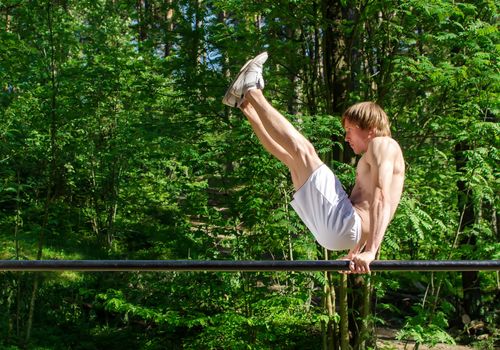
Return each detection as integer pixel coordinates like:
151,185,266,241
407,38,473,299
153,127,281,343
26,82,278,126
222,89,243,108
224,52,267,102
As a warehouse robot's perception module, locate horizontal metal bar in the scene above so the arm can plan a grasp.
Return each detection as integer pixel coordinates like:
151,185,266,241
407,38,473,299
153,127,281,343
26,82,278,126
0,260,498,272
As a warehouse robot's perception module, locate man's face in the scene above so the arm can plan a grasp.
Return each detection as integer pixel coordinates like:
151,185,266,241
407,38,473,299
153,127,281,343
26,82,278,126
344,119,373,155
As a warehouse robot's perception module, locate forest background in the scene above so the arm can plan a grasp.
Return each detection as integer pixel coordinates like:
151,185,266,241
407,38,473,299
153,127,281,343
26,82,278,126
0,0,498,349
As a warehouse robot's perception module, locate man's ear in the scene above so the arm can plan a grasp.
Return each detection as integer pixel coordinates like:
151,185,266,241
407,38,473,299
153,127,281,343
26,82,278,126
368,128,377,139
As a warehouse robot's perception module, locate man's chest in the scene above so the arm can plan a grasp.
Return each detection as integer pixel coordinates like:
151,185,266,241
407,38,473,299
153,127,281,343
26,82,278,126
355,156,371,181
350,157,372,203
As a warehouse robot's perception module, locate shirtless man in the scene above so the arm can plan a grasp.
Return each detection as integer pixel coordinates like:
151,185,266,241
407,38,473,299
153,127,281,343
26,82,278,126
222,52,405,274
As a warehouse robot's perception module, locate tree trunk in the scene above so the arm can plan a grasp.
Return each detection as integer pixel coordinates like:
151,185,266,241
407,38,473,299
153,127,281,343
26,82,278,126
5,8,11,31
164,0,174,57
137,0,147,43
24,276,39,346
455,142,481,319
323,249,339,350
321,0,337,115
321,0,356,166
355,276,373,349
14,171,22,340
339,273,349,349
25,2,60,344
192,0,203,67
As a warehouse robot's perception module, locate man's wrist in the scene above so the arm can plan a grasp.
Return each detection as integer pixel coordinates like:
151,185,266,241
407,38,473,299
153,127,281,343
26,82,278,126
363,243,378,254
361,250,377,258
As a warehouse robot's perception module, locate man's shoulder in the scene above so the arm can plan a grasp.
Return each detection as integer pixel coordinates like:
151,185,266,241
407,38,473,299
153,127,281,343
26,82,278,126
367,137,403,161
369,136,401,150
371,136,399,146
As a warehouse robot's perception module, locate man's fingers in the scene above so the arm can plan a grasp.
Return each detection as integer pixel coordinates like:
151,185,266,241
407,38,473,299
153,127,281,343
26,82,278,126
351,259,371,274
338,260,353,274
337,257,354,274
341,259,372,274
355,264,365,274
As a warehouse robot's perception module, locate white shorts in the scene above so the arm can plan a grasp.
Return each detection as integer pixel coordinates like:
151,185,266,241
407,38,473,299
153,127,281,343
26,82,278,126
290,164,361,251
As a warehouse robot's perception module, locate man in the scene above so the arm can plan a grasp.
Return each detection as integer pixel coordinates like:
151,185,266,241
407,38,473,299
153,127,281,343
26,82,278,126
222,52,405,274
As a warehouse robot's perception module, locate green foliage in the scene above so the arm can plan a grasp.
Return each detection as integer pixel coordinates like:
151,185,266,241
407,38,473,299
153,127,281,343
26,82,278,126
397,308,456,347
0,0,498,348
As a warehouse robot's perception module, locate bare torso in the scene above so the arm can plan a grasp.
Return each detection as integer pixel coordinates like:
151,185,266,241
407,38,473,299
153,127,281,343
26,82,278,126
349,137,405,236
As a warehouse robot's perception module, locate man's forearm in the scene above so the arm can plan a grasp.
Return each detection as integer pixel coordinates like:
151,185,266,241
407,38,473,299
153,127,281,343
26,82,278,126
347,231,367,257
365,194,392,254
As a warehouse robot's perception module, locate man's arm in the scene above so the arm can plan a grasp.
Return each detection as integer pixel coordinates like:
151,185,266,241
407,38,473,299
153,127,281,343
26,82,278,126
351,138,397,273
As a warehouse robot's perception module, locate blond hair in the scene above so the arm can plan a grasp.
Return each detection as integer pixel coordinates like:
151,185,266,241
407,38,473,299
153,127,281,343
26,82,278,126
342,102,391,137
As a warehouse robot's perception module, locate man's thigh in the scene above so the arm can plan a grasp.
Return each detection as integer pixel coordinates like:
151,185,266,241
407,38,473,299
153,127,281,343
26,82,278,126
289,154,323,190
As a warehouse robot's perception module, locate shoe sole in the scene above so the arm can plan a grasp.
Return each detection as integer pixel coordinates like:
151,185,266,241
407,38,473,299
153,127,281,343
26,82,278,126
222,52,267,106
222,59,251,107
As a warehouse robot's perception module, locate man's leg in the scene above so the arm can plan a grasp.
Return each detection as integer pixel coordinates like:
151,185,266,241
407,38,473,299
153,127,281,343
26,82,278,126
223,52,322,189
244,89,323,190
239,101,301,187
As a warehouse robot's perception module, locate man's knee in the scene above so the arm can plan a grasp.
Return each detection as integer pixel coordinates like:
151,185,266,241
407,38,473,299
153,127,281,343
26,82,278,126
287,138,322,188
293,137,320,164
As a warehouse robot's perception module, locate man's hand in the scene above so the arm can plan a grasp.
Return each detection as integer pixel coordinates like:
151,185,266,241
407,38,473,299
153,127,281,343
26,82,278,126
337,239,368,273
350,251,376,274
